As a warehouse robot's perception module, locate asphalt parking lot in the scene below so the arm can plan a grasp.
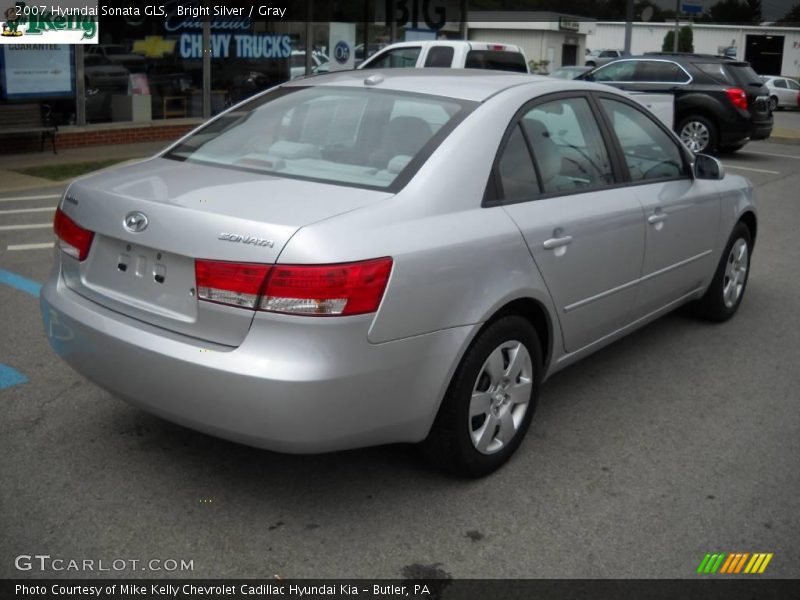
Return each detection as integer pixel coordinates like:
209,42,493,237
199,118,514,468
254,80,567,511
1,136,799,580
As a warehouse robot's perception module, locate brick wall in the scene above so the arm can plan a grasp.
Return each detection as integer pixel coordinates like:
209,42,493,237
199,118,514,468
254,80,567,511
0,123,197,154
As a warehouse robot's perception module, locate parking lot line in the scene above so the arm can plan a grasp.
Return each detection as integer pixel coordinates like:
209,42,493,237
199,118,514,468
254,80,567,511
0,364,29,390
7,242,55,251
0,223,52,231
0,268,41,297
723,164,781,175
744,150,800,160
0,206,56,215
0,194,61,203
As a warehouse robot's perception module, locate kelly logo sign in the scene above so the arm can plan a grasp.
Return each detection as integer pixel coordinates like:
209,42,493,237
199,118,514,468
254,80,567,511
1,1,98,44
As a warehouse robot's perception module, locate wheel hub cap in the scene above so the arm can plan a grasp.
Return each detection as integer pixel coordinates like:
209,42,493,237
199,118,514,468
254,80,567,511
722,238,749,308
469,341,533,455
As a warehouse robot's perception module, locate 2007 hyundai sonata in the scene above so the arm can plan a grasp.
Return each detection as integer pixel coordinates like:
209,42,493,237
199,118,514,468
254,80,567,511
41,70,756,476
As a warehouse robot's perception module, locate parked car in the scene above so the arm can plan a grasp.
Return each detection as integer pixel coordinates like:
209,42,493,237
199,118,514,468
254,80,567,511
580,53,773,153
759,75,800,110
43,71,756,477
584,49,627,68
87,44,146,72
359,40,528,73
550,66,592,79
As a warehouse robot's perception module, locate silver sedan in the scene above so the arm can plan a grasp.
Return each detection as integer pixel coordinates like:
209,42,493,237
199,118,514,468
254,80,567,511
41,70,756,476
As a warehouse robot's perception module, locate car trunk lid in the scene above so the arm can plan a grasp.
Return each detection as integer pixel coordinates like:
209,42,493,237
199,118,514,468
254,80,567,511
59,158,391,346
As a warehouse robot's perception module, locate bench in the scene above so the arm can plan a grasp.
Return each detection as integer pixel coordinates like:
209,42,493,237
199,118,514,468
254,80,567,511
0,103,58,153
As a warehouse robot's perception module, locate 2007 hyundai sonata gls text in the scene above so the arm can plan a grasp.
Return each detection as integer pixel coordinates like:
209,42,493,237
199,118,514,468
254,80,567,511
41,70,756,476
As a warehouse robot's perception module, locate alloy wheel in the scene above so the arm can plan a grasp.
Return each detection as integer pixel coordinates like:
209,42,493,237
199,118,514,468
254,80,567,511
469,341,533,455
680,121,710,153
723,238,749,308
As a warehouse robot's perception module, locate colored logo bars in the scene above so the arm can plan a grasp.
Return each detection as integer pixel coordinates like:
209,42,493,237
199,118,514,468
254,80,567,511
697,552,773,574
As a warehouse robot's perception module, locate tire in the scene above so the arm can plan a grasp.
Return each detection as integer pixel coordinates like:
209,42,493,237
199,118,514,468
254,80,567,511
421,315,542,477
718,142,746,154
585,61,596,68
677,115,718,154
692,222,752,322
769,96,778,111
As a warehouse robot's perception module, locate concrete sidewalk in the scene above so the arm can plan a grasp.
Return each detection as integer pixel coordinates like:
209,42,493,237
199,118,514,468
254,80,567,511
0,141,168,193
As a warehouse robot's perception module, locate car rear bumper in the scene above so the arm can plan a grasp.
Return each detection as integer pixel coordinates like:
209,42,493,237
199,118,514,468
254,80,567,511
749,119,773,141
40,271,472,453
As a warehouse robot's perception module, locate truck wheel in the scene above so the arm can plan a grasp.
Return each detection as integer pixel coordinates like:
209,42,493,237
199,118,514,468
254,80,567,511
678,115,717,154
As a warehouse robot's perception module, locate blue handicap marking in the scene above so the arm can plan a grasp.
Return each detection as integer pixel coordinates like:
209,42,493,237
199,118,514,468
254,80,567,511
0,268,42,297
0,364,29,389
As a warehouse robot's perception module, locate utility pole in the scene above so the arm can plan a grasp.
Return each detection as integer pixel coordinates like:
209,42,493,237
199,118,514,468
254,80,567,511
623,0,633,55
674,0,680,52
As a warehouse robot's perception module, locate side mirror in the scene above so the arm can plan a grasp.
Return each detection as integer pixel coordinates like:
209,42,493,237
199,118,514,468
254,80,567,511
694,154,724,180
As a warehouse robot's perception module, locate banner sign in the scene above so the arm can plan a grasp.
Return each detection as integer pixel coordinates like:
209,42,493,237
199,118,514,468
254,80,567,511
328,22,355,71
178,33,291,59
0,42,74,98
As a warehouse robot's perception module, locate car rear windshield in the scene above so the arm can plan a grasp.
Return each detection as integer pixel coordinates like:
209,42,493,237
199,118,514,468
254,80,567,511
164,86,473,190
465,50,528,73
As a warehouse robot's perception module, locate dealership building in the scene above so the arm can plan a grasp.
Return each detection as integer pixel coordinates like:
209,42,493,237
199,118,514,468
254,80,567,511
0,0,469,153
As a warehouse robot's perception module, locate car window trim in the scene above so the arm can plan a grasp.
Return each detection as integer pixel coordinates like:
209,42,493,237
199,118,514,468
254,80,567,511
483,90,625,208
590,59,693,85
591,91,693,184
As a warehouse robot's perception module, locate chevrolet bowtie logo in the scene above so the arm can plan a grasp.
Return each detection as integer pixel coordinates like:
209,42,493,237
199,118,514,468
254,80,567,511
132,36,176,58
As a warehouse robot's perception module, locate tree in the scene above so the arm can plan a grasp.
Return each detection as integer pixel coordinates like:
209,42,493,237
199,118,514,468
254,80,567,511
662,26,694,52
775,2,800,25
701,0,762,24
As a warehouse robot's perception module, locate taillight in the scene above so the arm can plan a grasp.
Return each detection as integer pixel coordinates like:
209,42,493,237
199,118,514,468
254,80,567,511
796,92,800,107
195,260,270,309
488,44,506,51
53,207,94,261
194,257,392,316
725,87,748,110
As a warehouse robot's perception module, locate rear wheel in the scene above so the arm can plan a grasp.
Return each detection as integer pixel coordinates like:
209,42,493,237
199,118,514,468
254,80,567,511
693,222,752,322
769,96,779,111
422,315,542,477
678,115,718,154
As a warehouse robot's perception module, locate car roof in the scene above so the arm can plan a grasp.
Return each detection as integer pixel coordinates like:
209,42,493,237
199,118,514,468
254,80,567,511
368,40,523,52
283,69,554,102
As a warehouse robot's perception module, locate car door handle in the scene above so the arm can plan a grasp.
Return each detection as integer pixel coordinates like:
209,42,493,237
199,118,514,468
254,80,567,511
543,235,573,249
648,213,668,225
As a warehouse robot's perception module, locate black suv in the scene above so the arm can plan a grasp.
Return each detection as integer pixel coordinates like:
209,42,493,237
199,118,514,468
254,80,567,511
580,53,773,154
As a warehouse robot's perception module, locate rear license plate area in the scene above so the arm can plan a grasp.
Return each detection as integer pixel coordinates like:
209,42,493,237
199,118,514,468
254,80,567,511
83,234,197,320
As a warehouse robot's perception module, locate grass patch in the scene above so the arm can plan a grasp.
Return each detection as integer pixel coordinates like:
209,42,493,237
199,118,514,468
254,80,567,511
14,158,129,181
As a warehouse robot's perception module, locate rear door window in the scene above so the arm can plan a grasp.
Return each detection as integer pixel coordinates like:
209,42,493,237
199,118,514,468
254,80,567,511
788,80,800,91
522,97,614,194
362,47,421,69
424,46,454,67
635,61,690,83
465,50,528,73
590,60,637,82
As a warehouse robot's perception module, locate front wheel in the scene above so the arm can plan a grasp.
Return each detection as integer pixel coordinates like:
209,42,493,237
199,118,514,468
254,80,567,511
421,315,542,477
678,115,718,154
692,222,752,322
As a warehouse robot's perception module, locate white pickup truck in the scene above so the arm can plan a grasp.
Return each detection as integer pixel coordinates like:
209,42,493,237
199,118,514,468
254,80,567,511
357,41,673,129
358,40,529,73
